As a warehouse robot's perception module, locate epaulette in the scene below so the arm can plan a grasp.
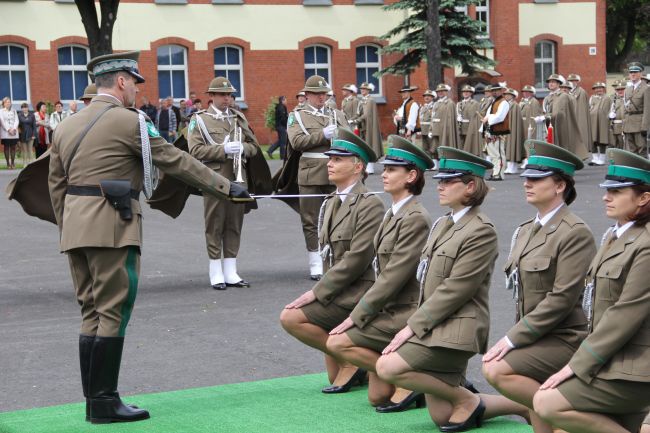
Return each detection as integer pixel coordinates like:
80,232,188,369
561,211,585,227
476,212,495,227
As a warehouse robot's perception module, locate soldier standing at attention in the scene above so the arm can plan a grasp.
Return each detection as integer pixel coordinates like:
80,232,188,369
48,51,248,424
325,90,338,111
393,85,419,139
568,74,593,153
520,85,541,141
623,62,650,156
588,82,612,166
187,76,259,290
428,84,458,170
419,89,436,163
457,85,479,151
295,91,307,111
609,81,626,150
464,85,493,157
483,83,510,181
341,84,359,121
504,88,526,175
288,75,349,280
356,82,383,175
280,129,384,394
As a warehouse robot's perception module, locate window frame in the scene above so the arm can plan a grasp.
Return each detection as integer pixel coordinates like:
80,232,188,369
57,44,90,103
534,40,556,90
156,44,189,102
0,43,30,107
355,44,382,96
213,44,245,101
304,44,332,89
476,0,490,39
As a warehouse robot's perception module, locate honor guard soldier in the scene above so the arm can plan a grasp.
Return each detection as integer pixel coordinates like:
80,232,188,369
609,81,626,149
393,85,419,139
427,83,458,170
464,85,493,157
482,83,510,180
623,62,650,156
287,75,350,280
295,91,307,111
588,82,612,166
325,90,338,111
568,74,593,152
187,76,258,290
49,51,248,424
80,83,97,106
457,85,479,150
341,84,359,121
504,88,526,174
356,82,384,175
419,89,436,162
520,85,542,141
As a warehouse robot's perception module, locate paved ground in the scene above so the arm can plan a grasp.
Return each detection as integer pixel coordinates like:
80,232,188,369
0,160,613,413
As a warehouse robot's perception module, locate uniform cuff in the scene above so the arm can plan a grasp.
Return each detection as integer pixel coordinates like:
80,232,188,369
505,336,516,349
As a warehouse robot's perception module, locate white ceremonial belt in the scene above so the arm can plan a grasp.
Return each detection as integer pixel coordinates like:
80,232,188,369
420,121,432,125
612,120,623,124
302,152,329,159
431,119,441,123
460,119,470,123
522,117,527,120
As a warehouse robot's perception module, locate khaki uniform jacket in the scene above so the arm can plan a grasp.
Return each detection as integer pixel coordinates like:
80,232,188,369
350,198,431,333
506,100,526,162
356,96,384,158
407,207,497,354
287,105,349,187
520,97,542,139
419,102,434,137
589,94,612,146
341,95,360,121
187,107,258,181
504,206,596,347
570,223,650,384
430,97,458,148
48,95,230,252
571,86,593,151
457,98,479,136
313,182,384,310
623,81,650,133
611,95,625,136
543,91,589,160
463,96,493,156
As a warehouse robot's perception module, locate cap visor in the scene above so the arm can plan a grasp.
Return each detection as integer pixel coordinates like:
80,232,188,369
520,168,554,178
130,71,145,84
599,179,638,189
380,157,411,166
433,171,465,179
324,149,356,157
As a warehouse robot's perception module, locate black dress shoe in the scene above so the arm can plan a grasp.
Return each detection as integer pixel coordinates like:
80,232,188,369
226,280,250,288
211,283,227,290
310,274,322,281
487,176,503,181
439,398,485,432
321,368,367,394
376,392,425,413
463,380,480,394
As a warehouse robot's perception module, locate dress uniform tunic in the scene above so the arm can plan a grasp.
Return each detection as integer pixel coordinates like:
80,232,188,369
570,85,593,153
429,97,458,151
503,206,596,383
457,97,479,148
301,182,384,330
543,90,590,160
589,93,612,150
341,95,360,122
356,95,384,159
623,80,650,155
398,206,497,386
187,106,257,260
610,92,625,149
419,101,435,156
520,96,542,140
346,197,431,352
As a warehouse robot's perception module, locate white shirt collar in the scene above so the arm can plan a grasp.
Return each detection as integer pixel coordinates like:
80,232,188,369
96,92,123,105
535,203,564,226
451,206,471,223
614,221,635,238
391,195,413,215
211,105,229,117
337,182,357,203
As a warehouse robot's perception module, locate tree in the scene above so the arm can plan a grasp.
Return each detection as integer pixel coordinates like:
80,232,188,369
378,0,495,90
606,0,650,72
75,0,120,58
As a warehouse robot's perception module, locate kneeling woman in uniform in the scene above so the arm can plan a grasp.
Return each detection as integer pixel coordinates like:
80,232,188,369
280,128,385,392
482,140,596,433
326,136,433,411
533,149,650,433
375,147,528,432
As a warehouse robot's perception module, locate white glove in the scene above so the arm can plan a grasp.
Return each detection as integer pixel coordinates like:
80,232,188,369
457,115,463,122
224,141,242,155
534,115,545,122
323,124,337,139
608,112,616,119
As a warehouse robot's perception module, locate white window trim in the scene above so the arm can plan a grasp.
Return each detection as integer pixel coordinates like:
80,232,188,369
58,44,89,103
356,44,382,96
0,43,30,107
455,5,468,14
213,45,245,101
157,44,189,101
304,44,332,90
534,40,556,90
476,0,490,39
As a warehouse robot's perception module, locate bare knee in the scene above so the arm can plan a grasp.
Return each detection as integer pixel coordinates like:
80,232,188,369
532,390,556,422
482,360,503,387
280,308,301,332
376,355,402,384
325,334,349,355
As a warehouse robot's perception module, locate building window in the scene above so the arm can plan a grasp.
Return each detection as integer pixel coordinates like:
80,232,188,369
355,45,381,95
476,0,490,38
304,45,331,84
214,45,244,100
58,45,89,102
0,44,29,104
455,5,468,14
157,44,188,100
534,40,556,89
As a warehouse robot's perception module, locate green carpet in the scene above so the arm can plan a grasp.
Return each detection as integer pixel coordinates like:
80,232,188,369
0,374,532,433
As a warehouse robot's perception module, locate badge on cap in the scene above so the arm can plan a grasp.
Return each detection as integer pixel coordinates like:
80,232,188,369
147,122,160,138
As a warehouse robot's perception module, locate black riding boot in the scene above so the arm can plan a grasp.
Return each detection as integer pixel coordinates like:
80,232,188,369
88,336,149,424
79,334,95,421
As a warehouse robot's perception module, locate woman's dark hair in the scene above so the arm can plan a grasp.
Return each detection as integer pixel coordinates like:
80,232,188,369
630,184,650,225
551,173,577,205
193,98,202,104
35,101,45,112
459,174,489,207
279,96,287,103
404,164,425,195
20,102,28,109
54,100,63,107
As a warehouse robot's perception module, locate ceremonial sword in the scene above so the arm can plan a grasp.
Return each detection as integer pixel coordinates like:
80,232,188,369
250,191,386,199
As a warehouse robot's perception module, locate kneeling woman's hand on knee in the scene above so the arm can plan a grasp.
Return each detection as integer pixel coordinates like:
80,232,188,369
539,364,574,390
482,336,514,362
330,317,355,335
382,326,414,354
285,290,317,309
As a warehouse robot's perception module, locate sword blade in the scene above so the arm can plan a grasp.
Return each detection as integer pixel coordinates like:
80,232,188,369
251,191,385,199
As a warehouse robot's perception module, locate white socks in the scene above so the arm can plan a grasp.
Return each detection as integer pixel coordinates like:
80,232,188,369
505,162,519,174
309,251,323,277
366,162,375,174
209,259,224,285
223,258,242,284
520,158,528,169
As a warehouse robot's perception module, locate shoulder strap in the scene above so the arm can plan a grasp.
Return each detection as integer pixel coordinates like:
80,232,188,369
64,104,116,177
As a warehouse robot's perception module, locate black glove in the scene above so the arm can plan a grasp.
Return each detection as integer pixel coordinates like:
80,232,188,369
642,130,648,138
229,182,253,202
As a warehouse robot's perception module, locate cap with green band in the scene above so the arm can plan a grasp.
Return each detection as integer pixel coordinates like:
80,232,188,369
87,50,145,84
521,140,583,178
433,146,493,179
600,148,650,188
381,135,434,171
324,128,377,164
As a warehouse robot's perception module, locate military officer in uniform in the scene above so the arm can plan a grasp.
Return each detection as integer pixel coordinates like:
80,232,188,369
457,85,479,151
464,85,493,157
504,88,526,174
48,51,248,424
187,76,259,290
568,74,593,153
428,84,458,170
341,84,359,121
327,136,433,412
325,90,337,111
609,81,626,149
295,91,307,111
419,89,436,163
280,128,384,394
623,62,650,156
520,85,541,141
534,149,650,433
287,75,350,280
589,82,612,166
80,83,97,106
483,140,596,433
356,82,383,175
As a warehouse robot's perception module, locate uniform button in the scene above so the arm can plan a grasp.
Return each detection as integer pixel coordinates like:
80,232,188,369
423,327,429,332
606,271,609,275
534,266,538,270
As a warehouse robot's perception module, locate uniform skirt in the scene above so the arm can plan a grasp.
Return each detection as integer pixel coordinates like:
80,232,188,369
396,341,474,386
558,376,650,432
346,324,396,354
503,334,580,383
301,300,351,332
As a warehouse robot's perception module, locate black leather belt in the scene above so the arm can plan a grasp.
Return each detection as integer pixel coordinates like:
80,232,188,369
67,185,140,200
